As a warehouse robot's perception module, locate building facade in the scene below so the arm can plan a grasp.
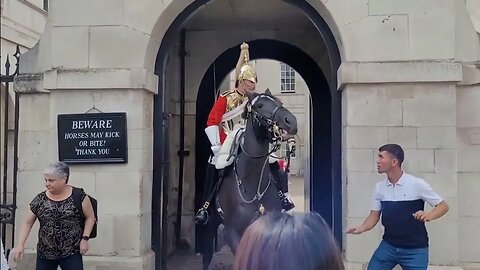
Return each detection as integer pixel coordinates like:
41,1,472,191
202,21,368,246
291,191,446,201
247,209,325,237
1,0,480,269
1,0,47,261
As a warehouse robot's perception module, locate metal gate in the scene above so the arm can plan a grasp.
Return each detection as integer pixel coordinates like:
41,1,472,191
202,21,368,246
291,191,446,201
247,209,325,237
0,45,20,258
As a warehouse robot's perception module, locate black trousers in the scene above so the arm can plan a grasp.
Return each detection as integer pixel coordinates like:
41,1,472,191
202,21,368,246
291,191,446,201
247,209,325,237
270,162,289,193
201,163,219,203
36,253,83,270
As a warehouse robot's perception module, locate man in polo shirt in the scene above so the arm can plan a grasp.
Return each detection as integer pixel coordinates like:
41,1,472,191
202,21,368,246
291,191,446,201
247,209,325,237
347,144,449,270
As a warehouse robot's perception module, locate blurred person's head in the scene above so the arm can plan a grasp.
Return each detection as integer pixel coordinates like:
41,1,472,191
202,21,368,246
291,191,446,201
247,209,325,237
43,162,70,194
233,211,344,270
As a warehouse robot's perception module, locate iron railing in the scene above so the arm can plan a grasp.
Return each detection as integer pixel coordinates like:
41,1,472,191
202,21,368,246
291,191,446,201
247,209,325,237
0,45,20,258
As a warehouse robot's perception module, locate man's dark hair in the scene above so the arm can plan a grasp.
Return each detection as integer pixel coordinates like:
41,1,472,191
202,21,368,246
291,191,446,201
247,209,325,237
379,144,404,166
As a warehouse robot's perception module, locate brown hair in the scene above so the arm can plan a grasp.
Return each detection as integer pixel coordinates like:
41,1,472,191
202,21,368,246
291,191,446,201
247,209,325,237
233,211,344,270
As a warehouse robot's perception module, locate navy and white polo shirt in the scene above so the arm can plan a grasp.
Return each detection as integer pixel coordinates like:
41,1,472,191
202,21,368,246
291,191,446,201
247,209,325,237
372,172,443,248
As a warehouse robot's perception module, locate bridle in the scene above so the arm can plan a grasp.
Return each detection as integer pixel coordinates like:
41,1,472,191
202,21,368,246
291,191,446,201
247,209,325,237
240,94,285,158
233,94,293,208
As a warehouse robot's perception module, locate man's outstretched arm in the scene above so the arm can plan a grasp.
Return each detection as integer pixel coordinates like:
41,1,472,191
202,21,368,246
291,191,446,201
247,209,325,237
346,210,381,234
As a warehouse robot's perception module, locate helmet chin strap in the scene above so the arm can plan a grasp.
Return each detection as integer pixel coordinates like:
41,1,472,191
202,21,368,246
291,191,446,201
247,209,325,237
237,85,246,95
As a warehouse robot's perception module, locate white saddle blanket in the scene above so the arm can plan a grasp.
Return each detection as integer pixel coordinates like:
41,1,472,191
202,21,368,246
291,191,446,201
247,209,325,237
215,127,245,169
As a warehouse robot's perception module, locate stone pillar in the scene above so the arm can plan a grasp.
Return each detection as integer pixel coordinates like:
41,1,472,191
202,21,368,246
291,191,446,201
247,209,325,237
13,69,156,270
341,62,462,268
457,65,480,269
11,0,161,267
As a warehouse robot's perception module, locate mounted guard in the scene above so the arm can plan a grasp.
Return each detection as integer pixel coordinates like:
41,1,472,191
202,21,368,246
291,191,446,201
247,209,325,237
195,42,295,225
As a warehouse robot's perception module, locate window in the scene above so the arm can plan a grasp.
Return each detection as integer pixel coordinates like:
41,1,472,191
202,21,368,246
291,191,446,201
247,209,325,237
280,63,295,93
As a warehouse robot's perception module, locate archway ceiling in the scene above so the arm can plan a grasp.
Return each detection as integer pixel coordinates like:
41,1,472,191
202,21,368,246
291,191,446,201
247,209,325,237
185,0,314,30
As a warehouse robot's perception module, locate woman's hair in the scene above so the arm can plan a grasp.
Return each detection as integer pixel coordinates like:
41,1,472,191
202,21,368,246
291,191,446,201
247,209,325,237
43,162,70,183
233,211,344,270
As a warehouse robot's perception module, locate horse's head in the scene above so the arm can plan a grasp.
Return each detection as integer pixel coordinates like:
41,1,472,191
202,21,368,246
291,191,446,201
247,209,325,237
245,89,298,140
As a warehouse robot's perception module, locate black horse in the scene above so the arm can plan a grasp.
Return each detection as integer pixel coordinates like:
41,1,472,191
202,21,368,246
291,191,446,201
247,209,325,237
200,89,298,270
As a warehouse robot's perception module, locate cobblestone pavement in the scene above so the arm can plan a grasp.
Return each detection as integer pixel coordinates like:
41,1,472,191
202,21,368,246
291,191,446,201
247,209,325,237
166,177,305,270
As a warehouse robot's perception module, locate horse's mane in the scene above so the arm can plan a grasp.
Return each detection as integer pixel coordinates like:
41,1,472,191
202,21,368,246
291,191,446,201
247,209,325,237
251,92,283,106
263,92,283,105
242,92,283,118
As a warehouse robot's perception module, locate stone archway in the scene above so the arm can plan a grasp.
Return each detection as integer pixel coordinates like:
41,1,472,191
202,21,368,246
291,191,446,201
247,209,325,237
194,39,339,252
152,1,342,268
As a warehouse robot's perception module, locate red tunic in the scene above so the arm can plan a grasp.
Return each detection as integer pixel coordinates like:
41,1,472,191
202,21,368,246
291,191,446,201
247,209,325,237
207,95,228,144
279,159,285,171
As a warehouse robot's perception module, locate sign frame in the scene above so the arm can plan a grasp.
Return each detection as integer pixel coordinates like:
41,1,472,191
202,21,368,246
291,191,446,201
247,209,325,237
57,112,128,164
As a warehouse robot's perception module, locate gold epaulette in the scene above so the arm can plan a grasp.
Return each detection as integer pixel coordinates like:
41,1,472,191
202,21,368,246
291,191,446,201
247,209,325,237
220,90,235,97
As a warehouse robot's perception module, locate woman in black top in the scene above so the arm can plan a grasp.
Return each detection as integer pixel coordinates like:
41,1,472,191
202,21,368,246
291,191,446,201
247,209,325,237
13,162,95,270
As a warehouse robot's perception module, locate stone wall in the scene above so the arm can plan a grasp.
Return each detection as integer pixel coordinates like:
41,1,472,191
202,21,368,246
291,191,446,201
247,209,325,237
457,65,480,267
9,0,480,269
13,72,155,269
341,61,480,268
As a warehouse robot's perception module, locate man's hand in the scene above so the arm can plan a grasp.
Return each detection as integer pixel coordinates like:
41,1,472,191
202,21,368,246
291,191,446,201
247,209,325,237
346,226,365,235
346,210,380,235
413,210,431,222
211,145,221,156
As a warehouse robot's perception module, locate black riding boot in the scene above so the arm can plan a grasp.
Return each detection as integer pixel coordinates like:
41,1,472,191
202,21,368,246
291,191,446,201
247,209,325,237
270,162,295,211
195,163,218,225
